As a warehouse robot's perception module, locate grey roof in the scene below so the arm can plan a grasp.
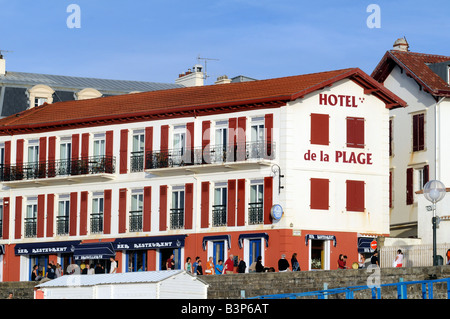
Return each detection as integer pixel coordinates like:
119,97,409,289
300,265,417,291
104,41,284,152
0,71,183,93
35,270,205,288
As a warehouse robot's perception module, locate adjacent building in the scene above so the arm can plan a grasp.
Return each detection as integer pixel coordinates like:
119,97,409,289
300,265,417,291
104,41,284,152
0,66,404,281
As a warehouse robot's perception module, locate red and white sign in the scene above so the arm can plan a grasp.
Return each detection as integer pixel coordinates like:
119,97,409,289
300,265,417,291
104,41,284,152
370,240,378,250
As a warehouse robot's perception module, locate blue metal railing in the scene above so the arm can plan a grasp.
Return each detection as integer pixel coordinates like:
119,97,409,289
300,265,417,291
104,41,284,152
248,278,450,299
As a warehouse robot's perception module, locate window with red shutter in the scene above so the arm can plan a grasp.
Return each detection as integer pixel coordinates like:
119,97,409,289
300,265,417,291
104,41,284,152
310,114,329,146
346,180,365,212
346,117,365,148
412,113,425,152
310,178,329,210
406,168,413,205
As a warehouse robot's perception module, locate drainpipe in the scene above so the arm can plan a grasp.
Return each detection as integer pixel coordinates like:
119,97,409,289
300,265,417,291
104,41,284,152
435,97,445,181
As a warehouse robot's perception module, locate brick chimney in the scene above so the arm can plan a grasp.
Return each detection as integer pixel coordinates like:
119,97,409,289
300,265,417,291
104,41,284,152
393,38,409,52
215,75,232,85
0,54,5,76
175,64,204,87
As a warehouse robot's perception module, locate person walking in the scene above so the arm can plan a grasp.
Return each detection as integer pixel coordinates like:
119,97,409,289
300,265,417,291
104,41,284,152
255,256,264,273
291,253,300,271
238,256,246,273
223,254,234,274
278,254,290,272
185,257,193,273
371,251,379,267
205,257,215,275
393,249,404,267
215,259,224,274
109,257,117,274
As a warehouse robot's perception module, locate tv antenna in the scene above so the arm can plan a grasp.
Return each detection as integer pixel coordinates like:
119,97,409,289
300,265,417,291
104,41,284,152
197,55,219,82
0,49,12,58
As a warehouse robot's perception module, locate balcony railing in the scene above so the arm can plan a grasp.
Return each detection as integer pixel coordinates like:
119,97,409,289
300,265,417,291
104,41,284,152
24,218,37,238
212,204,227,227
170,208,184,229
129,210,143,232
56,215,69,235
137,140,274,171
248,202,263,225
90,213,103,234
0,155,116,182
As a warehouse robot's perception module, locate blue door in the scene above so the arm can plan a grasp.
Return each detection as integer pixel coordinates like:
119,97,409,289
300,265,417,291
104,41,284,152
213,241,225,265
249,239,261,265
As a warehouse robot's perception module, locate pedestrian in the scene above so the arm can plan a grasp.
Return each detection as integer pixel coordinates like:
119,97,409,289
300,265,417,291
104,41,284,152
238,256,246,273
6,292,13,299
109,257,117,274
223,254,234,274
215,259,223,274
166,254,175,270
205,257,215,275
291,253,300,271
196,260,203,275
55,263,62,278
193,256,200,275
446,249,450,265
393,249,404,267
185,257,192,273
46,264,56,279
255,256,265,273
278,254,290,272
31,265,42,281
371,251,379,267
337,254,346,269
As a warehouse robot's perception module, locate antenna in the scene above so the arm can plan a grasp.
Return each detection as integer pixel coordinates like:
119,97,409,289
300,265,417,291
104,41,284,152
0,49,13,58
197,55,219,82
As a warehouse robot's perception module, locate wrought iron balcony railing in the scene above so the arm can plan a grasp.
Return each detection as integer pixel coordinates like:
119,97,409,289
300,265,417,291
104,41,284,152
129,210,143,232
170,208,184,229
0,155,116,182
24,218,37,238
212,204,227,227
248,202,263,225
134,140,274,171
56,215,69,235
90,213,103,234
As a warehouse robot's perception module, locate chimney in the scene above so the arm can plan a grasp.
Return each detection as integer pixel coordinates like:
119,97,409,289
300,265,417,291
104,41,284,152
215,75,232,85
0,54,5,76
175,64,204,87
393,38,409,52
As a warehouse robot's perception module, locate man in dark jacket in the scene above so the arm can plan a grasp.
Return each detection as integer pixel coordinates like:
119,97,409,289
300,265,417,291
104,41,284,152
278,254,290,272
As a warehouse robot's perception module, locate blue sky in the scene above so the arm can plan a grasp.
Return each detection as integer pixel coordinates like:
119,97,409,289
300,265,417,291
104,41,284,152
1,0,450,84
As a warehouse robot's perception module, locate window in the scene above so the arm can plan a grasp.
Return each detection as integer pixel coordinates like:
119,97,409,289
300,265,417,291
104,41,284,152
214,121,228,163
251,118,264,143
250,117,265,159
346,117,365,148
171,187,185,229
310,113,329,145
93,134,106,158
249,180,263,225
346,180,365,212
173,125,186,166
412,113,425,152
389,118,393,157
91,193,104,233
310,178,329,210
60,137,71,175
57,195,70,235
34,97,47,107
406,165,429,205
25,197,38,238
213,183,227,227
130,190,143,232
131,130,145,172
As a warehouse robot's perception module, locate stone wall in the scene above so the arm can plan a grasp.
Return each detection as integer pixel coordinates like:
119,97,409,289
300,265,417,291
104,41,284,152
201,266,450,299
0,281,37,299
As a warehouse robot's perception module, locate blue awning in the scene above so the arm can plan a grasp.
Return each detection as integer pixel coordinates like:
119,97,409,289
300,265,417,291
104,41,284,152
14,241,80,256
73,242,115,260
113,235,186,251
358,237,376,253
238,233,269,248
305,234,337,247
202,235,231,250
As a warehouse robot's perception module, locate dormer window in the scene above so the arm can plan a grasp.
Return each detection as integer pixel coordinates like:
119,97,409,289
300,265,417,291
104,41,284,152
28,84,54,108
34,97,47,107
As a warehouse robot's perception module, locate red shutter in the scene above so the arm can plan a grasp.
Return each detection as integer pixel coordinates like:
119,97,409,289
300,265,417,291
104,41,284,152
104,189,112,234
265,113,273,157
423,165,429,186
185,183,194,229
186,122,194,165
81,133,89,159
14,196,22,239
37,194,45,238
118,188,127,233
79,191,88,236
406,168,414,205
105,131,114,174
227,180,236,227
202,121,210,164
310,178,329,210
264,176,273,224
237,179,246,226
143,186,151,232
237,117,246,161
16,139,24,165
69,192,78,236
160,185,168,231
48,137,56,177
346,180,365,212
39,137,47,163
389,171,393,209
120,129,128,174
4,141,10,166
71,134,79,160
413,113,425,152
144,127,153,169
201,182,210,228
229,118,237,162
3,197,10,239
46,194,54,237
346,117,365,148
161,125,169,167
310,113,329,145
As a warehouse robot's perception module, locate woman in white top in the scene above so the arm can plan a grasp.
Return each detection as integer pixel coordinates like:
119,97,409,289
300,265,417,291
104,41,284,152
394,249,404,267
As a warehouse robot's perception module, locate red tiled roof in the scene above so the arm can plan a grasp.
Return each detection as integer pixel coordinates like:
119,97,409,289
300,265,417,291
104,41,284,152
0,67,406,135
372,50,450,96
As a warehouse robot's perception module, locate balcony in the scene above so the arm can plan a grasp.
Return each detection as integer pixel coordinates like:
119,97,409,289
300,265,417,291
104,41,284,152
170,208,184,229
248,202,263,225
56,215,69,236
212,204,227,227
24,218,37,238
0,155,116,187
141,141,275,176
90,213,103,234
129,210,143,232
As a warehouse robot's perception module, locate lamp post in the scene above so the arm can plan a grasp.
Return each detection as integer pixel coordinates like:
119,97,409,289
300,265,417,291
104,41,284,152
423,180,446,266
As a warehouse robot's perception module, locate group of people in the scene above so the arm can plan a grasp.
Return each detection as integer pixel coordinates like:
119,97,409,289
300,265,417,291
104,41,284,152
180,253,301,275
31,260,63,282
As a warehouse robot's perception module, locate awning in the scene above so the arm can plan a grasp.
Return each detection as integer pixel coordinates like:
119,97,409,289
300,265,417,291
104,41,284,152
73,242,115,260
238,233,269,248
202,235,231,250
305,234,337,247
14,241,80,256
113,235,186,251
358,237,376,253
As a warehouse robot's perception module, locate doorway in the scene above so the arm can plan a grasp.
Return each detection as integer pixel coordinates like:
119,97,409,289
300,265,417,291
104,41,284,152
309,239,331,270
160,248,181,270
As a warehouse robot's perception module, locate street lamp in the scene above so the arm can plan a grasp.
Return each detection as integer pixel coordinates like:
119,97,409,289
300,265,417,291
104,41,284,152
423,180,446,266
